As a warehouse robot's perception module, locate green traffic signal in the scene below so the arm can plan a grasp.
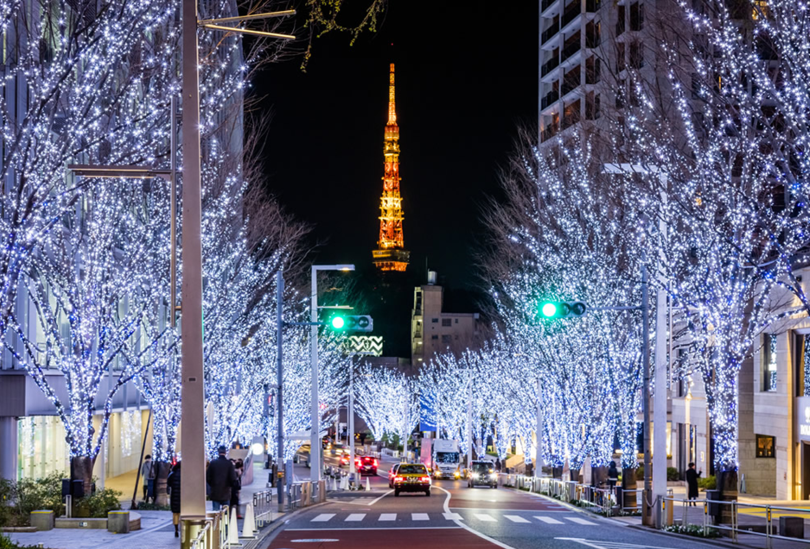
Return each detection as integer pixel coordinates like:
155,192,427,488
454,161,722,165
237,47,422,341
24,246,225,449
330,316,346,330
541,302,558,318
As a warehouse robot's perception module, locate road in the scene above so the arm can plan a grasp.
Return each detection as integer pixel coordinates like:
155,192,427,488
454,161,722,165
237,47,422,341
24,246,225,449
262,455,722,549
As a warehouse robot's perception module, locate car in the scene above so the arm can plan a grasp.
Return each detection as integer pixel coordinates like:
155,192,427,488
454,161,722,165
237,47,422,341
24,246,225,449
330,443,346,456
467,460,498,489
339,454,350,467
392,463,431,497
356,456,378,476
388,463,402,488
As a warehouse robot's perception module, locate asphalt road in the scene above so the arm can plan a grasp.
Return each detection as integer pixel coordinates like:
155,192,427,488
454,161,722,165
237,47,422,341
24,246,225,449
264,456,721,549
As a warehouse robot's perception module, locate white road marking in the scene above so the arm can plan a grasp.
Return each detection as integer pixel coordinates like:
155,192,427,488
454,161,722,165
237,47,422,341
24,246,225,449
345,513,366,522
566,517,597,525
379,513,397,521
535,516,564,524
311,513,335,522
436,486,520,549
474,513,496,522
443,512,463,520
504,515,531,523
412,513,429,521
556,538,675,549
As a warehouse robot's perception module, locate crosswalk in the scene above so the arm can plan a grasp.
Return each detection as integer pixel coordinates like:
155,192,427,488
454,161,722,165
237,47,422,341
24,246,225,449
309,512,598,526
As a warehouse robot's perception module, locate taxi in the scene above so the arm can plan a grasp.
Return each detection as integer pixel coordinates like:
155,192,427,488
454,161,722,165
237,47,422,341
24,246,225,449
392,463,431,497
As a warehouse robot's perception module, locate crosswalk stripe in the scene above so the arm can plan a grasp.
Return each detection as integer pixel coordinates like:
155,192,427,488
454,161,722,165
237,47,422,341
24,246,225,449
345,513,366,522
443,512,463,521
566,517,597,525
535,516,564,524
311,513,335,522
505,515,531,523
379,513,396,521
474,513,496,522
412,513,429,521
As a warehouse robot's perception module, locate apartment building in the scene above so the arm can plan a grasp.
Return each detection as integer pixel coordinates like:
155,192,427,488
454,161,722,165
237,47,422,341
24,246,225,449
411,272,482,366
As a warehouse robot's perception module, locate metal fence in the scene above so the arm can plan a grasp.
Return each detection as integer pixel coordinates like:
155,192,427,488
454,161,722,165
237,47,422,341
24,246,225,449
253,489,276,528
189,505,229,549
663,495,810,548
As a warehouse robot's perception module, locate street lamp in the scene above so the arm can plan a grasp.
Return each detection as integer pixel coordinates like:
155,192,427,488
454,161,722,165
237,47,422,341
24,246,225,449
311,264,355,483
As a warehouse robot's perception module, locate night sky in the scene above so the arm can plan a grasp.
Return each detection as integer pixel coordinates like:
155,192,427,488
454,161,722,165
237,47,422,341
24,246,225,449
256,1,538,295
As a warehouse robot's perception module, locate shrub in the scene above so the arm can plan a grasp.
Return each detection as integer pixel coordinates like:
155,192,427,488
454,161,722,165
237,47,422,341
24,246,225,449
73,488,122,518
667,467,680,481
0,534,50,549
664,524,719,538
635,466,644,480
135,502,171,511
0,472,66,527
698,475,716,490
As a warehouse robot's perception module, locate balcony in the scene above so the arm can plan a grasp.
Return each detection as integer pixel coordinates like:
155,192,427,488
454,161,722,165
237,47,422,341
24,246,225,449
541,89,559,110
541,123,559,142
586,0,601,11
542,56,560,77
561,3,581,30
563,105,581,128
561,41,582,63
542,23,560,45
586,60,601,84
562,68,580,97
542,0,562,15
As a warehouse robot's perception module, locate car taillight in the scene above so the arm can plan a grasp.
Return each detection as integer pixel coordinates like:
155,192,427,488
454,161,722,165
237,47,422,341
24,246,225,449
395,476,404,483
420,476,430,482
373,459,378,466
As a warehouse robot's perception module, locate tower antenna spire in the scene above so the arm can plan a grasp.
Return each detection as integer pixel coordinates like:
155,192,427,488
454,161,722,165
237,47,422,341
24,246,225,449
373,63,410,272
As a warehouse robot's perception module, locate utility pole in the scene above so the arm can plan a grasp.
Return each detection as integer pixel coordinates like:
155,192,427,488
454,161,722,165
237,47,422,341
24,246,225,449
641,256,652,526
466,369,472,469
653,179,669,527
276,270,285,509
349,361,355,476
179,0,206,523
310,267,320,482
535,378,543,478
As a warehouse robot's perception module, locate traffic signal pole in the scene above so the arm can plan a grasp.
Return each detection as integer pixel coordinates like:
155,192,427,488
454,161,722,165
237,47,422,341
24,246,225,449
276,270,285,510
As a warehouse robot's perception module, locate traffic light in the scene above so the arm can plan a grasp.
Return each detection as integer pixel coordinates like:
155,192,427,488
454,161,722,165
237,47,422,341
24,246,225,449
326,314,374,332
538,301,587,320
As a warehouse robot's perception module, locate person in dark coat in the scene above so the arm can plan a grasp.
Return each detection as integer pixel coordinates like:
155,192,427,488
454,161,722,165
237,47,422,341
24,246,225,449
167,461,182,537
686,462,702,506
230,459,243,517
607,461,619,492
207,446,238,511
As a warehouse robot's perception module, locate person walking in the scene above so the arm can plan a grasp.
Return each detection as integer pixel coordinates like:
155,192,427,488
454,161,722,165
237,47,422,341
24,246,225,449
686,462,701,506
495,458,502,472
167,461,182,537
607,461,619,492
230,459,243,517
207,446,238,511
140,455,156,504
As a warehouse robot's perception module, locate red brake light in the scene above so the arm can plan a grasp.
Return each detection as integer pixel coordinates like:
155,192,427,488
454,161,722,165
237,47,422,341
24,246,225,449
374,459,378,466
395,476,404,483
420,476,430,482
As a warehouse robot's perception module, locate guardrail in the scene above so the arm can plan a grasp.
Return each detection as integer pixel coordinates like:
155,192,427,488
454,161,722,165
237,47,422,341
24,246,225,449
663,495,810,547
188,505,229,549
253,489,276,528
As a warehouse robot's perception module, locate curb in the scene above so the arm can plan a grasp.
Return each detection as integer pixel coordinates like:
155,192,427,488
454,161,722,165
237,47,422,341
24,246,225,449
626,524,740,549
246,501,330,549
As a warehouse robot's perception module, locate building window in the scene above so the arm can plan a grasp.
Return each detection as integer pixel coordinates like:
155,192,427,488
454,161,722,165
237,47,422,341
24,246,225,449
630,2,644,31
431,318,439,323
442,318,452,327
431,335,438,341
763,334,777,392
756,435,775,458
455,318,459,324
441,335,451,344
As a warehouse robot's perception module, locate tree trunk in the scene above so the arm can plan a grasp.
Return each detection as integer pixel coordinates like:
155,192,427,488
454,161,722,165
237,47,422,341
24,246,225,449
622,468,638,510
70,456,96,500
718,469,738,524
153,461,172,506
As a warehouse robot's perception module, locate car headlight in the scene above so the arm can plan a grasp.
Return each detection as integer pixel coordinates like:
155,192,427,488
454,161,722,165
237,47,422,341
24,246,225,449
472,473,479,479
454,471,460,477
490,473,498,480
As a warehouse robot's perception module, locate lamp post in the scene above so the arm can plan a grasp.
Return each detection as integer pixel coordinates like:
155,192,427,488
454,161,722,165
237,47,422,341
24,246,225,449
310,264,355,482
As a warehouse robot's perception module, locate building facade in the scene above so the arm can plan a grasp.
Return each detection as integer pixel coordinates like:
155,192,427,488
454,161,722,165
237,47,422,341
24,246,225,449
411,272,482,366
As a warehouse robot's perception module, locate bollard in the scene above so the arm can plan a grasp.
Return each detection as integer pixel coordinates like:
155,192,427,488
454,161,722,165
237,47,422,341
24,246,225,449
365,477,371,492
227,506,242,547
241,503,256,539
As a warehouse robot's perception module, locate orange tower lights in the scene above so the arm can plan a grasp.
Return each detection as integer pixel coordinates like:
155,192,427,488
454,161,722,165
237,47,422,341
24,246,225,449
372,63,410,272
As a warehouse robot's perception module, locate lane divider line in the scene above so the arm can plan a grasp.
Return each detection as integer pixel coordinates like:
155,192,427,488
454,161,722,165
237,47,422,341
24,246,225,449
436,486,520,549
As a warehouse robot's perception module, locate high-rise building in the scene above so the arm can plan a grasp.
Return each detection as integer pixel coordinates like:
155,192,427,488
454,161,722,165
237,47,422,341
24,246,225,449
372,64,410,272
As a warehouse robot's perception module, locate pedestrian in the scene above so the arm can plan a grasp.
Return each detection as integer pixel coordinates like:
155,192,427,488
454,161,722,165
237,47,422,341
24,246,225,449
230,459,243,517
607,461,619,492
140,454,156,504
495,458,502,472
206,445,238,511
686,462,702,506
167,461,182,538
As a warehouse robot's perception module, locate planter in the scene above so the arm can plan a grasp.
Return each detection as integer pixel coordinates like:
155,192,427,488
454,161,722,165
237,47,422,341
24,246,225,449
30,510,54,531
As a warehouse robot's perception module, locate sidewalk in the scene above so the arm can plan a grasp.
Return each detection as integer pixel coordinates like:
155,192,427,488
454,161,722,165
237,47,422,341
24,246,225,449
5,461,283,549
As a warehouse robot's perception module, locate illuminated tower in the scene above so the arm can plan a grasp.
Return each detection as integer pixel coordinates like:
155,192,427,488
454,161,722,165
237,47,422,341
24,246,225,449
372,64,410,272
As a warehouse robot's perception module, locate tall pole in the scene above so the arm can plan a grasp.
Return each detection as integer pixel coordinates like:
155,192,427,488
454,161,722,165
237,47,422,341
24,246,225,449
349,361,355,476
535,378,543,478
180,0,206,520
310,266,320,482
653,180,669,526
276,271,285,508
641,256,652,526
170,95,178,329
466,369,472,469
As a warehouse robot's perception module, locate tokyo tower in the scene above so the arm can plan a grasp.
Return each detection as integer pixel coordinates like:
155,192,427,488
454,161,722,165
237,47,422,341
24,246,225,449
372,63,410,272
